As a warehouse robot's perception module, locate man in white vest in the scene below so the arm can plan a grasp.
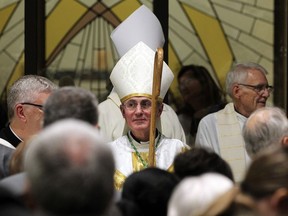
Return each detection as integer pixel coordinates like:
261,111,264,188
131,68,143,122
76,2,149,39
98,5,186,143
195,62,273,182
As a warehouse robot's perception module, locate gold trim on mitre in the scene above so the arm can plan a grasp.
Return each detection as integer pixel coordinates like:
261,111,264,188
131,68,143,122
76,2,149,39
121,93,163,103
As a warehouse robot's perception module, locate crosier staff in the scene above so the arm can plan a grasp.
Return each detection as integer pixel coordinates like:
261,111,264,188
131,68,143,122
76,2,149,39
149,47,163,167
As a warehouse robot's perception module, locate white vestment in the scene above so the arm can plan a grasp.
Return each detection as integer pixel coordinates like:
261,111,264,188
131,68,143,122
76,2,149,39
195,103,251,182
98,89,186,142
109,132,189,189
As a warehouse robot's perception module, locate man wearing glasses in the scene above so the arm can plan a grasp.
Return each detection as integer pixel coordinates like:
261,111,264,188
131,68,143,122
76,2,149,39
0,75,56,177
109,42,189,190
195,62,273,182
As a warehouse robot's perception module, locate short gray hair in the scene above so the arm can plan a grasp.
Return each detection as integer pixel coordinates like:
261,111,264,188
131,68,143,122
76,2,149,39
7,75,57,120
225,62,268,98
243,107,288,157
43,87,99,127
24,119,115,215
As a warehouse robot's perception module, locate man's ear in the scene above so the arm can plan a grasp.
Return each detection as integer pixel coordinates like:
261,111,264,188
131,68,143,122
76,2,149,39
120,105,125,118
232,84,241,99
15,104,27,122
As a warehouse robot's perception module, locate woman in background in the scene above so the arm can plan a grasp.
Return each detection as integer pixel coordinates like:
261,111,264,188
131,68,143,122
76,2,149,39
177,65,227,146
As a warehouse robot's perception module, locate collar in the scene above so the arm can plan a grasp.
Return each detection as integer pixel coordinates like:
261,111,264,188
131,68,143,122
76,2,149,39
128,130,162,149
9,125,23,142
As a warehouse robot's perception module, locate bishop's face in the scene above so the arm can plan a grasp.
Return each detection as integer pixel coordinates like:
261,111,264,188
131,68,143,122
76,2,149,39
120,96,163,140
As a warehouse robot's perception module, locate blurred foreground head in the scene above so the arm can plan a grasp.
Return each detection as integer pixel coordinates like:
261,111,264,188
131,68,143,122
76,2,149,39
243,106,288,158
120,167,179,216
24,119,114,216
168,173,234,216
241,146,288,216
43,87,99,127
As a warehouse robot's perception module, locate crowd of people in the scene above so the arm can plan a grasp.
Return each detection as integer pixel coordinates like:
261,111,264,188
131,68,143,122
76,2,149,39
0,4,287,216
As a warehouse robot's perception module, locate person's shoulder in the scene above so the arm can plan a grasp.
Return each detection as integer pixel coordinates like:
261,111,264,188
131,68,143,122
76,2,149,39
99,89,121,109
200,110,218,122
0,172,27,197
0,182,31,216
207,102,227,113
161,136,190,149
161,103,179,119
109,136,133,155
98,98,121,114
0,138,16,150
109,135,128,146
163,103,173,110
98,98,113,108
196,111,219,133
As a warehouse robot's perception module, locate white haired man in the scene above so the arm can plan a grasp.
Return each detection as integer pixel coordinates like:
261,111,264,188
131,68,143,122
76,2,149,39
243,106,288,158
195,62,273,181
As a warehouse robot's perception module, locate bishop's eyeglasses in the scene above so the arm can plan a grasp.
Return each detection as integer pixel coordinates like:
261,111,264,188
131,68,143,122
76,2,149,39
122,99,152,111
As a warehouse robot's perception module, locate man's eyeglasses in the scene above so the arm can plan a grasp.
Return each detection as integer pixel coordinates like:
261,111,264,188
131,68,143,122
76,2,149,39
21,102,44,110
122,99,152,111
238,83,274,94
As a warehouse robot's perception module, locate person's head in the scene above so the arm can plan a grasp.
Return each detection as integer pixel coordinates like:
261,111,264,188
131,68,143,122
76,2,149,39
120,167,179,216
241,146,288,216
43,86,99,127
168,173,234,216
243,107,288,158
110,42,174,139
120,97,163,139
173,148,234,181
225,62,272,117
199,188,257,216
177,65,226,111
24,119,115,215
7,75,57,140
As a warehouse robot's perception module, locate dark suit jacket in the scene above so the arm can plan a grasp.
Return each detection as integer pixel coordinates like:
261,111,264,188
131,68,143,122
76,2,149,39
0,126,21,148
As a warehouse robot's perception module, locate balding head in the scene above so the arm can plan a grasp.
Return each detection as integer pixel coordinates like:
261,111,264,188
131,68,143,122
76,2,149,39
243,107,288,158
24,119,114,215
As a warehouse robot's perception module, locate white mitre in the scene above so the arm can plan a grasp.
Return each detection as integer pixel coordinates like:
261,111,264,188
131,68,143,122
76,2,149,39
111,5,164,57
110,41,174,103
